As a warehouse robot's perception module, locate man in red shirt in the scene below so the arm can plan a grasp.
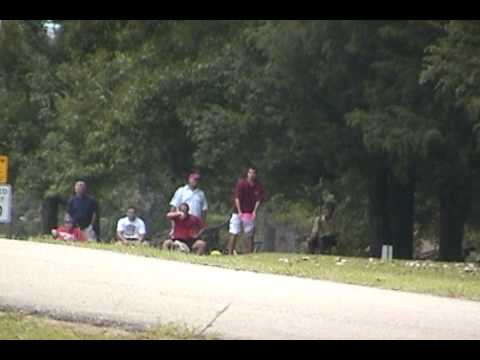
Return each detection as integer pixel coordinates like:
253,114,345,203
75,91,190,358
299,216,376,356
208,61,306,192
51,215,86,242
228,166,265,255
163,203,207,255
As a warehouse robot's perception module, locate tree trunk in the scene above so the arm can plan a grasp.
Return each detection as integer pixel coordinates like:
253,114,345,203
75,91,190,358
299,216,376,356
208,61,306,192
368,165,390,258
439,189,469,262
388,173,415,260
41,196,59,235
94,202,101,242
263,219,276,252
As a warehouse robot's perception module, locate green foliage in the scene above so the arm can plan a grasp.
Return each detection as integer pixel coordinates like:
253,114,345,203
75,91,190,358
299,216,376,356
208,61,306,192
3,20,480,258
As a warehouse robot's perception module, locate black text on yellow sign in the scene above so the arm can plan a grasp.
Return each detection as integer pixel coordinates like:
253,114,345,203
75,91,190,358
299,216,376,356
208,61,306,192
0,156,8,184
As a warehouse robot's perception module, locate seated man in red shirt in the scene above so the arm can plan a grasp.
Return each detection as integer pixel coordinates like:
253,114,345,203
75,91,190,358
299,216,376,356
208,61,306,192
163,203,207,255
51,215,86,242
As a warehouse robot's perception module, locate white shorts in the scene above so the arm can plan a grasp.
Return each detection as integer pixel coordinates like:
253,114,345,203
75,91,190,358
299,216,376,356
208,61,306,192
229,213,256,235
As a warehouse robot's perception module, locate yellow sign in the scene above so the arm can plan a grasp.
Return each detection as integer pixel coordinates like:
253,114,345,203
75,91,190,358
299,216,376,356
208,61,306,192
0,156,8,184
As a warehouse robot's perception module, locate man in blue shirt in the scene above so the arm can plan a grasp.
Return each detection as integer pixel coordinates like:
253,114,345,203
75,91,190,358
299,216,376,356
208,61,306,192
67,181,99,241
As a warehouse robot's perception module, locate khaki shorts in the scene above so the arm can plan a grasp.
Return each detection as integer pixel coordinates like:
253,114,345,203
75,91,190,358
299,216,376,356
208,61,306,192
164,239,192,253
173,240,191,253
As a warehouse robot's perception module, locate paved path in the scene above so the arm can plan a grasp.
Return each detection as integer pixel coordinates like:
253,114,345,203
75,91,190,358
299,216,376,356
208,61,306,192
1,239,480,339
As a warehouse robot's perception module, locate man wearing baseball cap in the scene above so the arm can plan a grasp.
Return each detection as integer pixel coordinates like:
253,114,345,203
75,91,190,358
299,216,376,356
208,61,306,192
169,171,208,221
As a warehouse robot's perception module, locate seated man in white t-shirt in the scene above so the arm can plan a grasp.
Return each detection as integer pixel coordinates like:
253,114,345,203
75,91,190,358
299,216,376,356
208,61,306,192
116,206,147,245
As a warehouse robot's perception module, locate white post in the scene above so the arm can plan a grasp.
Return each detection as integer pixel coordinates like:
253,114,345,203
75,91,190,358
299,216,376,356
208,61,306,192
381,245,393,261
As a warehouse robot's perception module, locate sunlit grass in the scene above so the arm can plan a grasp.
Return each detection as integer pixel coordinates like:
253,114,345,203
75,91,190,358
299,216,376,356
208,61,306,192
26,236,480,302
0,310,214,340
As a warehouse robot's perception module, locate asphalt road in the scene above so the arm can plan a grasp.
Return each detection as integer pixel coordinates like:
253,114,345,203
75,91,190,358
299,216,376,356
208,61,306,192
1,239,480,339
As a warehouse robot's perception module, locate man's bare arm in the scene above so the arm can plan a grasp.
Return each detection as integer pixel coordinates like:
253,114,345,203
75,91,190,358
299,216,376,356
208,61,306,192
91,212,97,227
170,207,177,230
253,201,261,217
117,231,128,243
194,228,207,241
167,211,183,220
235,198,242,215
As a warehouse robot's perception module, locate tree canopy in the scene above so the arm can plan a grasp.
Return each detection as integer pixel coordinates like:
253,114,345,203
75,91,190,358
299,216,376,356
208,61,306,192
2,20,480,261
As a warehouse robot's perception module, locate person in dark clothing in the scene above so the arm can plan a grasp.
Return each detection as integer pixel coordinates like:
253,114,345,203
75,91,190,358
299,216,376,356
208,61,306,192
307,201,338,254
67,181,99,242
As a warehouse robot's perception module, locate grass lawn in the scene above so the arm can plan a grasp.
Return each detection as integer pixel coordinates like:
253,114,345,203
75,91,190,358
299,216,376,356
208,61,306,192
0,310,212,340
22,237,480,302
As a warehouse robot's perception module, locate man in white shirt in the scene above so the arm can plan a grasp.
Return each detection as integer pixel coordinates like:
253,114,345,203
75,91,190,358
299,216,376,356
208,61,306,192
170,172,208,221
116,206,147,245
